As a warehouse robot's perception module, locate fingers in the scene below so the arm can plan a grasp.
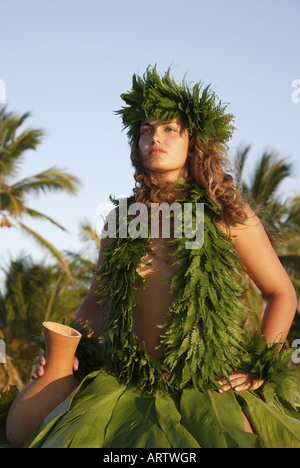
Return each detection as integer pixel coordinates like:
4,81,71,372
31,353,80,379
31,353,46,379
73,356,79,371
217,371,264,392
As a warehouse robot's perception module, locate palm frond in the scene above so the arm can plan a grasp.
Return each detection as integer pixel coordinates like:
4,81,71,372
11,167,81,196
24,208,67,231
0,108,44,179
250,152,293,206
18,222,73,281
79,218,100,248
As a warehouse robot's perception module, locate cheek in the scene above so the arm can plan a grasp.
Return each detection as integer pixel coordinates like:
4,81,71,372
175,139,189,161
138,137,147,156
137,139,149,167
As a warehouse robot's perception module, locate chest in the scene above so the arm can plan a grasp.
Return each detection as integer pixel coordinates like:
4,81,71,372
138,238,181,282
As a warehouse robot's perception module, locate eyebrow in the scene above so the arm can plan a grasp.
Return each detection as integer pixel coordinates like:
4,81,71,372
140,120,179,127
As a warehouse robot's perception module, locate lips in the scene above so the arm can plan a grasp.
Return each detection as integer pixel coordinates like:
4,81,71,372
149,147,166,155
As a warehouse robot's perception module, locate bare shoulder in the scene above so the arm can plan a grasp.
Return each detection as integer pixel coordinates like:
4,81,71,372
217,204,295,298
216,204,261,239
217,203,273,264
227,204,263,241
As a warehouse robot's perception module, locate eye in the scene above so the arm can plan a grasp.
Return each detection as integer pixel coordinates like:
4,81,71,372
140,127,151,135
165,126,177,132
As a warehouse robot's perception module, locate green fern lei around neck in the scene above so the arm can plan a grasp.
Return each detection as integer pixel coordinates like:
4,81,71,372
95,180,247,394
94,180,295,399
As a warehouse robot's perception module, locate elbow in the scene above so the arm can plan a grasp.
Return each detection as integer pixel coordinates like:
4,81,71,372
290,286,298,312
267,273,297,304
261,285,298,344
283,282,298,312
265,283,298,314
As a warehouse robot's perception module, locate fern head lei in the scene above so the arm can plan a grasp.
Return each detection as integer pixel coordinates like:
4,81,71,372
116,65,236,152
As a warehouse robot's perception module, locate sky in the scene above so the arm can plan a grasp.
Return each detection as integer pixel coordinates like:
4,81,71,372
1,0,300,281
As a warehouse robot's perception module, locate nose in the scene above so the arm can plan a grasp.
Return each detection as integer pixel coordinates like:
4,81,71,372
152,128,161,144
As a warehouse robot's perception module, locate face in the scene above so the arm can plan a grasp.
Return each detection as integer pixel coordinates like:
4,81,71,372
138,118,190,182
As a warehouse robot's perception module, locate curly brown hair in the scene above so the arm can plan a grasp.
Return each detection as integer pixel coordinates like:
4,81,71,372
129,124,247,229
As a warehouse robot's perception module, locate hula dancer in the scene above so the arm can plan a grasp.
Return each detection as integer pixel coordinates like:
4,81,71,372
31,66,300,448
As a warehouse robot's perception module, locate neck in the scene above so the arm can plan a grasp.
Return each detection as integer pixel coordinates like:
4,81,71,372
150,165,189,184
138,177,189,205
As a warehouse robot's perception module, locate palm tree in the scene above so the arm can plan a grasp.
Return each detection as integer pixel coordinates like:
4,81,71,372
233,145,300,338
234,145,299,235
0,255,55,383
0,107,81,277
78,217,101,266
0,251,95,386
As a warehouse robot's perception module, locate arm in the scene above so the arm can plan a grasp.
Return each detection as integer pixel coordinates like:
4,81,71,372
32,237,111,378
218,205,297,392
74,237,112,335
230,205,297,345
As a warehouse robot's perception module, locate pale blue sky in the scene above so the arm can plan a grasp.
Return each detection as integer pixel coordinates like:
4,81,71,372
1,0,300,274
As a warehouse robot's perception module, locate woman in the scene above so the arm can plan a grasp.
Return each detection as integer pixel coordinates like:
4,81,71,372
31,67,300,448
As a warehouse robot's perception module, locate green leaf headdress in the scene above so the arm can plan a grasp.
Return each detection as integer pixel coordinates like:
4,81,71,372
116,65,236,151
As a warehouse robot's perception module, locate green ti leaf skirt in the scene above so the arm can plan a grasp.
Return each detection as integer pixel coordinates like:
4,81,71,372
21,369,300,448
